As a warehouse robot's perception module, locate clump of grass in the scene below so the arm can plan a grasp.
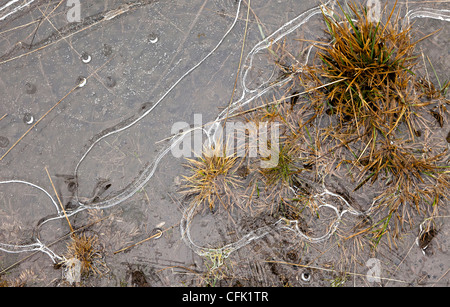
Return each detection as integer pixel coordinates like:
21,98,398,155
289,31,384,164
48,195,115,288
293,0,449,243
358,140,446,183
62,233,104,278
305,0,430,141
182,143,243,212
260,141,299,187
356,138,449,241
301,1,446,187
0,269,36,287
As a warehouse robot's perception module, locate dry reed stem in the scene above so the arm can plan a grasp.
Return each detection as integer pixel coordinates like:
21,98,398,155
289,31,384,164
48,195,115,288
45,166,74,233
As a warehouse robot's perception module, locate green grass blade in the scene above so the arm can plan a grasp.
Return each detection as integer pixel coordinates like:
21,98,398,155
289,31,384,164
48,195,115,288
371,21,381,60
427,55,442,90
344,12,362,44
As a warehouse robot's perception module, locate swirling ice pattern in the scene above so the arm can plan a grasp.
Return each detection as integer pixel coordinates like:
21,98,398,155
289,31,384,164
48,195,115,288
1,0,449,264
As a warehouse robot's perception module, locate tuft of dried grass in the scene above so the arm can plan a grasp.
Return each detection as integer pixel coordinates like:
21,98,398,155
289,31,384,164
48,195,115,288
181,143,243,212
62,233,105,280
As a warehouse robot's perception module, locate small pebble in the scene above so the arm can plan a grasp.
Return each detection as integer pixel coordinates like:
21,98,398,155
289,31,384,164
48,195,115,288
152,228,163,239
23,113,34,125
0,136,9,148
105,76,116,88
148,33,159,44
77,76,87,88
102,44,113,57
81,52,91,64
24,82,36,94
301,271,311,282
